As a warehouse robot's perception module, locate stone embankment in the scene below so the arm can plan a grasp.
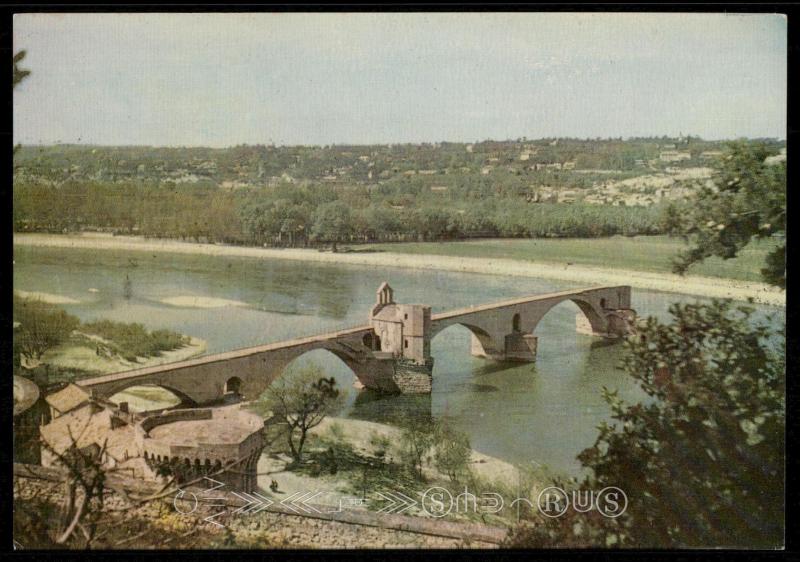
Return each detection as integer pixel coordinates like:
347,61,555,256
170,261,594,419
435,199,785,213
14,463,504,549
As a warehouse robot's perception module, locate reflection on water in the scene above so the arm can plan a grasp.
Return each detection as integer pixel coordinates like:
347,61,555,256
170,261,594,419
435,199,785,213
14,244,785,477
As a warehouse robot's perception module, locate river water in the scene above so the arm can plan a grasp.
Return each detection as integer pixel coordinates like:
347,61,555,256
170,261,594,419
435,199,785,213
13,244,784,476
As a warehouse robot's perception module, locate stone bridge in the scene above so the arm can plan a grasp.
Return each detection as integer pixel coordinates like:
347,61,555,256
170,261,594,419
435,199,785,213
77,284,635,403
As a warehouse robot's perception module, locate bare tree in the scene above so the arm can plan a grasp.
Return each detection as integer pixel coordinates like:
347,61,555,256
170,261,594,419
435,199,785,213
37,425,112,547
261,363,343,463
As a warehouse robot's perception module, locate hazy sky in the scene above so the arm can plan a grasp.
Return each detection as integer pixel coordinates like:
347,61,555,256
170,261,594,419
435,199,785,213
13,12,787,147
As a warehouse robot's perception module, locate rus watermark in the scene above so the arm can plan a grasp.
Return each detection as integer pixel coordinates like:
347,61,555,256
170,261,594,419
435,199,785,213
535,486,628,518
417,485,627,519
172,478,627,526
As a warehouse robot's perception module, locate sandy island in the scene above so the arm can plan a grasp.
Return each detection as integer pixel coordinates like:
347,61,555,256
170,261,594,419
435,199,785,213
160,295,248,308
14,233,785,306
14,289,81,305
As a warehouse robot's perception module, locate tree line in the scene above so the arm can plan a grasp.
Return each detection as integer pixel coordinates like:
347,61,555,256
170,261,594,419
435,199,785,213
13,180,664,248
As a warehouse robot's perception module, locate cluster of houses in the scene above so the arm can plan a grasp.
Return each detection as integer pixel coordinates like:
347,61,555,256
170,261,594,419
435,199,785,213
523,166,714,207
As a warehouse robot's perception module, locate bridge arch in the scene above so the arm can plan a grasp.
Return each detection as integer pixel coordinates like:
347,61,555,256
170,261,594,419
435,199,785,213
431,321,494,343
256,347,362,401
526,296,608,336
107,383,197,412
430,321,500,359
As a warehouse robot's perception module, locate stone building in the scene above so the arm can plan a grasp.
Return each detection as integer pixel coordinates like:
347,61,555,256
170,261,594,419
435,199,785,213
368,283,435,393
139,407,264,492
39,390,265,493
45,383,91,419
370,283,431,365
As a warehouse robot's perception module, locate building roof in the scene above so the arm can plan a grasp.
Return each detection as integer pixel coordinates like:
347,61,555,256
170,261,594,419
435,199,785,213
40,402,138,462
40,402,109,456
45,383,90,415
146,405,263,448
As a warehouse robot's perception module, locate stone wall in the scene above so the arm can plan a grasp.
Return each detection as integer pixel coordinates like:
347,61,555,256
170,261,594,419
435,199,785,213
140,408,213,433
392,358,434,394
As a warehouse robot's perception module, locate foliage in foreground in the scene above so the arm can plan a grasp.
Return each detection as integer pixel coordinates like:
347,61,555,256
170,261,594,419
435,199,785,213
508,299,785,548
664,141,786,288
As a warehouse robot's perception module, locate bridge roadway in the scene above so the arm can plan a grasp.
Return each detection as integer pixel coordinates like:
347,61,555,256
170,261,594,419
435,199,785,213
76,285,633,402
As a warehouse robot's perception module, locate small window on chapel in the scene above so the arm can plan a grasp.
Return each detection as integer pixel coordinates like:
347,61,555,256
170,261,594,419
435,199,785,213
404,313,408,319
404,339,409,348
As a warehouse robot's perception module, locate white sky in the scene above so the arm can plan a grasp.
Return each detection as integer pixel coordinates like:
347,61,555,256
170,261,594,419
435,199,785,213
13,12,787,147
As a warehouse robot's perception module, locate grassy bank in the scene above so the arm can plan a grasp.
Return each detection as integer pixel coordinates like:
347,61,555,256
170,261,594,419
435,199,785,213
361,235,779,283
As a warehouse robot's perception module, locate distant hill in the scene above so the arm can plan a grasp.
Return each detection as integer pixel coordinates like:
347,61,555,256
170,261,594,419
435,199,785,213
14,137,782,189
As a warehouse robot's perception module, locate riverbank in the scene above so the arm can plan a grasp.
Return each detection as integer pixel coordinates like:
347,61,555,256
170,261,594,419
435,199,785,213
14,233,785,306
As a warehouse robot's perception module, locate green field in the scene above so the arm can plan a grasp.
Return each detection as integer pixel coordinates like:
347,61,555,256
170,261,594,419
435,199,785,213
361,236,778,283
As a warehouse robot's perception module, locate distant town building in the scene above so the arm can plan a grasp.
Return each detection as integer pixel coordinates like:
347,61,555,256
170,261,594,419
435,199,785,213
659,151,691,163
557,190,579,203
533,162,563,171
764,148,786,166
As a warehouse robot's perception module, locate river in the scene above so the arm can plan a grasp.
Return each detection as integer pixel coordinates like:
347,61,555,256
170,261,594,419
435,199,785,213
13,244,784,477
